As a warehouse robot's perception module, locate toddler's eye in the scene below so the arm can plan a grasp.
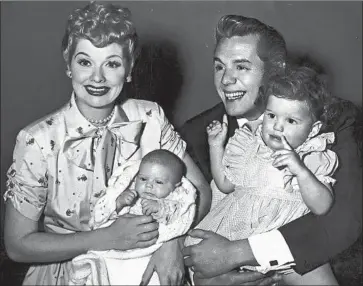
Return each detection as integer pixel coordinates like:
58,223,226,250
156,180,164,185
138,176,147,182
287,118,297,124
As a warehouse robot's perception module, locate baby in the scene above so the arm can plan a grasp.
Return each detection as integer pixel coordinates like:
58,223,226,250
185,63,339,285
70,149,196,285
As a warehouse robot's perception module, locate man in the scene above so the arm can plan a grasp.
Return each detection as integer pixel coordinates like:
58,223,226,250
181,14,362,285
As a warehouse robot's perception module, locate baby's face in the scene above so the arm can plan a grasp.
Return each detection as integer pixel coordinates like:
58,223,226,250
135,161,177,199
261,95,315,151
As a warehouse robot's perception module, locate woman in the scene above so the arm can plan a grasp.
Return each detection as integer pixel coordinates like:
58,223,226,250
3,2,211,285
181,15,361,285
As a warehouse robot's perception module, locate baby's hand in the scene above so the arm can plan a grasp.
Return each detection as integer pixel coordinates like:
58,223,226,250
141,198,159,216
206,115,228,147
271,136,306,176
116,189,138,212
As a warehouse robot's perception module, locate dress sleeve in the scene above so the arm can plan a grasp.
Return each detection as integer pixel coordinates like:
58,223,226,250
156,104,186,159
3,130,48,221
291,150,339,192
279,124,362,274
303,150,339,186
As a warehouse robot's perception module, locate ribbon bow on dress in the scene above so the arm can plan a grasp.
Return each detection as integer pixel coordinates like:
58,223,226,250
63,120,144,201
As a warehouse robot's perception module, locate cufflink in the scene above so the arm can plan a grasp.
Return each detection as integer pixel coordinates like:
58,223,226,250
269,260,278,266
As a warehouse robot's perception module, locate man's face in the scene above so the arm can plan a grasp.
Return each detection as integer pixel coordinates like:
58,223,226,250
214,35,264,119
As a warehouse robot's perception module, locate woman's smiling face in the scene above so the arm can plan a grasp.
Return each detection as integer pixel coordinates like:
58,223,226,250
70,39,129,111
214,35,264,119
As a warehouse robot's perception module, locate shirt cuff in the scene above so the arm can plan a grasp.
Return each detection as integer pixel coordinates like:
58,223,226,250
248,230,296,273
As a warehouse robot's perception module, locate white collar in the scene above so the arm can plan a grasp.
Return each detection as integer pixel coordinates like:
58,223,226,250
236,114,264,128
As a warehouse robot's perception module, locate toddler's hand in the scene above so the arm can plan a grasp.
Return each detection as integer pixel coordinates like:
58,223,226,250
206,114,228,147
116,189,138,212
271,135,306,176
141,198,159,216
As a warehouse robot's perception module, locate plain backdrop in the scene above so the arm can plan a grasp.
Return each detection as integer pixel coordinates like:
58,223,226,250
1,1,362,244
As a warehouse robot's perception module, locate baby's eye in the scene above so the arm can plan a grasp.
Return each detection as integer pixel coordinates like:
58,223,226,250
287,118,297,124
77,59,91,67
138,176,147,182
107,61,122,69
156,180,164,185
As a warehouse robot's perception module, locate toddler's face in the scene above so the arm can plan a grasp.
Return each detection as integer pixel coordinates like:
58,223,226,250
135,161,177,199
261,95,316,151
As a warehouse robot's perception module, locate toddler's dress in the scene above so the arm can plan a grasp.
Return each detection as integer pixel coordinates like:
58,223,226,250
185,126,338,247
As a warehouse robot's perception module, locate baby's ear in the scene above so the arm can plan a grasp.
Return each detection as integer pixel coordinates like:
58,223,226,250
174,181,182,188
308,121,322,138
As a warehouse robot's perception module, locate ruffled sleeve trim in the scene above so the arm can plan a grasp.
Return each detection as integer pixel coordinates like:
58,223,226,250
295,132,335,155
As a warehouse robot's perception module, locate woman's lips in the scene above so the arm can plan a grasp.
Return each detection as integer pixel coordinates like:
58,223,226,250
85,85,110,96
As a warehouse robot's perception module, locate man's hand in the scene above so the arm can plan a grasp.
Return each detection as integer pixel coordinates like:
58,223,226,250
183,229,242,278
141,198,159,216
193,270,282,286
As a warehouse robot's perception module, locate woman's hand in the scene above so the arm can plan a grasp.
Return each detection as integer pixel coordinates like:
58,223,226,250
183,229,246,278
193,270,282,286
141,238,185,285
103,213,159,251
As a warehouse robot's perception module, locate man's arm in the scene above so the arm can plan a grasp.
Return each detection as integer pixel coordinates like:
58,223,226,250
280,122,362,273
181,101,362,276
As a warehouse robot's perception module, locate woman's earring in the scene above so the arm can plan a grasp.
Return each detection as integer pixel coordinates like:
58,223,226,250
66,70,72,78
126,75,132,82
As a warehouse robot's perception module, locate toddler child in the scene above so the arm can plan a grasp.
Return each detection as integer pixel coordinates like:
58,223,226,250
185,64,339,285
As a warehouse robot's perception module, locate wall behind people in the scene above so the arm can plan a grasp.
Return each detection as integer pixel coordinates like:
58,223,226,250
1,1,361,245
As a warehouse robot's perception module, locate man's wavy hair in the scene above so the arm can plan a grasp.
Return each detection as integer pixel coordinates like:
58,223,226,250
215,15,287,108
61,1,139,72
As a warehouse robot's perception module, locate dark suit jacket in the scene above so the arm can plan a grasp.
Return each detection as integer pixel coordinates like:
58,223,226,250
179,100,362,274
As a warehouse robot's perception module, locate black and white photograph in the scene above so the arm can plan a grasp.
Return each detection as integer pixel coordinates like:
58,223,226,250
1,1,362,285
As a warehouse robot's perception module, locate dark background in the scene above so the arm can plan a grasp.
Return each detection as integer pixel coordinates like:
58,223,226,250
1,1,362,284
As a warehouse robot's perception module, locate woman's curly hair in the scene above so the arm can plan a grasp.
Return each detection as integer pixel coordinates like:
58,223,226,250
61,1,138,71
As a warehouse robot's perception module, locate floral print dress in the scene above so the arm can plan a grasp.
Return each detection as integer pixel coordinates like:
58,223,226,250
4,93,186,285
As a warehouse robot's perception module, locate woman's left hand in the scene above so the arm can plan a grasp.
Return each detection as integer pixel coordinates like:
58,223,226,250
141,238,185,285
